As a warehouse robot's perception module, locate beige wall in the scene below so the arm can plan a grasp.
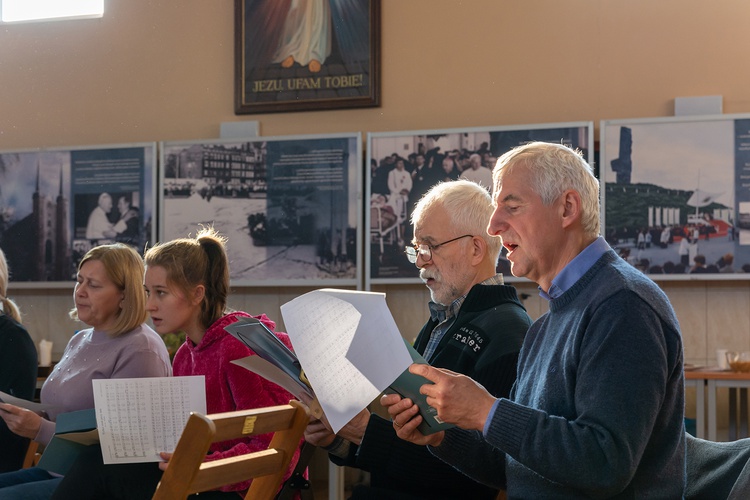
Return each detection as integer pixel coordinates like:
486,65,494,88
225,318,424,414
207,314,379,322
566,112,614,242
3,0,750,438
4,0,750,148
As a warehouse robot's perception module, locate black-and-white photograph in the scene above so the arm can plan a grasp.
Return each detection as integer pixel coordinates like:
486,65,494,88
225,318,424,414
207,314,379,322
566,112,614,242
602,115,750,279
367,123,592,284
160,134,361,286
0,144,155,284
74,191,143,247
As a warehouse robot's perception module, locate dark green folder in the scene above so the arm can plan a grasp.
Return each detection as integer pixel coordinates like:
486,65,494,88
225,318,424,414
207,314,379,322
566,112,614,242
37,408,98,476
385,340,455,435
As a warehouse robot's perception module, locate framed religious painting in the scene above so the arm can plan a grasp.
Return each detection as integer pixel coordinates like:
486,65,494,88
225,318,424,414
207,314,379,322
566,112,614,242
234,0,380,114
601,113,750,280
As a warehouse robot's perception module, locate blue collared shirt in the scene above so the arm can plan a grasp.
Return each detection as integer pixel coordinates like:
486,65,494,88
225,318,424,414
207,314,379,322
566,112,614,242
540,236,610,300
483,236,610,436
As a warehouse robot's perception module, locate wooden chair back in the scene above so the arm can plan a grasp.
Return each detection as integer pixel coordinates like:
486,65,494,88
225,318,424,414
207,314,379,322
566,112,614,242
152,401,309,500
22,440,41,468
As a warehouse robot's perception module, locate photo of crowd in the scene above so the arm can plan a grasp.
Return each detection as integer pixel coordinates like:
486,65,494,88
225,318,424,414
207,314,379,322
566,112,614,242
368,124,590,280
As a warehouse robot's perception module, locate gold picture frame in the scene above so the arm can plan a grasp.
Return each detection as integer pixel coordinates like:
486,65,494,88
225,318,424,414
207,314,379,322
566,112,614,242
234,0,380,114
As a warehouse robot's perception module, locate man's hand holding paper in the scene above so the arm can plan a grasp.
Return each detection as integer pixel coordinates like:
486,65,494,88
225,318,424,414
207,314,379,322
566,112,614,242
304,407,370,447
381,391,444,447
410,364,496,432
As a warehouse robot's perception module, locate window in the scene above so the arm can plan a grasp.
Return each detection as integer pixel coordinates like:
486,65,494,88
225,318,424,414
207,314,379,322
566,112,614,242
1,0,103,23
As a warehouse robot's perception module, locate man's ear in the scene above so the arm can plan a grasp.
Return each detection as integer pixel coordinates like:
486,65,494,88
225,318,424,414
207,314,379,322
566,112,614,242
470,235,487,266
560,190,582,229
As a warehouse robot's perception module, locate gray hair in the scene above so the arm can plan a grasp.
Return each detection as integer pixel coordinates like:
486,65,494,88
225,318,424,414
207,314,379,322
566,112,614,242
493,142,600,237
411,179,502,264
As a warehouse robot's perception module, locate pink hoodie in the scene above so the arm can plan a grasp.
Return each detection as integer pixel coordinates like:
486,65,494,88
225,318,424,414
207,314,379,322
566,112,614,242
171,311,302,494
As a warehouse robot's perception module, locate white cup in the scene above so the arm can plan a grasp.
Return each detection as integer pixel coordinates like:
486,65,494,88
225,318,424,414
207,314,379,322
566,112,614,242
716,349,729,370
38,339,53,367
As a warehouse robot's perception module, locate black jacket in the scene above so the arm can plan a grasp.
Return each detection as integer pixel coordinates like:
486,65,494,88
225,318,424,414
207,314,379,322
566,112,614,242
332,283,531,499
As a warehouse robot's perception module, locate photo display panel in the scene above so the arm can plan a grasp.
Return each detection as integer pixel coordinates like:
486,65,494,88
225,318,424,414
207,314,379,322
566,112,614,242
601,114,750,280
160,133,361,286
366,122,592,286
0,143,156,286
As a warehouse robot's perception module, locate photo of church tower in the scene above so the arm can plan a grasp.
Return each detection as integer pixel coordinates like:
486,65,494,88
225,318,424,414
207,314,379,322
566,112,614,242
2,163,72,281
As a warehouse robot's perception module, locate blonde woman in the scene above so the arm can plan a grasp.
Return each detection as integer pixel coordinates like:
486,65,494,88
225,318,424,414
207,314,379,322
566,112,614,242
0,244,172,498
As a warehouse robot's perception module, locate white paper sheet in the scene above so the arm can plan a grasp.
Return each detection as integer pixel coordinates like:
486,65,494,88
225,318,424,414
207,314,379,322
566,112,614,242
232,355,313,401
280,289,412,433
0,390,56,413
92,376,206,464
230,355,324,419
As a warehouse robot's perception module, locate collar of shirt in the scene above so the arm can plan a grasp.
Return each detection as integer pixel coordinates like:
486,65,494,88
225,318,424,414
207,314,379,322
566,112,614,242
539,236,609,300
428,273,505,322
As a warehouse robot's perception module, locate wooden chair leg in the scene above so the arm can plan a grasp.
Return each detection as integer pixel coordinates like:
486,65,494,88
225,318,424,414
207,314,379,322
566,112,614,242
22,440,40,469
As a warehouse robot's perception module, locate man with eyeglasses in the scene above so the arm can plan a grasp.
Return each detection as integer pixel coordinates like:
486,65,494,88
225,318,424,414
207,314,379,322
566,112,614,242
386,142,686,498
304,179,532,499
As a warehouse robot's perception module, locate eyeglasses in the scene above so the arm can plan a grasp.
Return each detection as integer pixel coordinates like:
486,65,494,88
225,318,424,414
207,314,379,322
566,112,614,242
405,235,474,264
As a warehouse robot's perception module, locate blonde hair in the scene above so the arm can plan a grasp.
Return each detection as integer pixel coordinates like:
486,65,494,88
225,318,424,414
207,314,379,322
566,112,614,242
0,247,22,323
144,227,229,329
69,243,148,336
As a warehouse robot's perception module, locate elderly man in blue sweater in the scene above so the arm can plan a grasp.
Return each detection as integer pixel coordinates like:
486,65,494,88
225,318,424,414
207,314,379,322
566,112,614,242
386,141,686,498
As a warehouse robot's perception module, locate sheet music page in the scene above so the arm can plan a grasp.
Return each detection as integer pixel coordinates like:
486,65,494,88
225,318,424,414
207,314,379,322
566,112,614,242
92,376,206,464
280,289,412,433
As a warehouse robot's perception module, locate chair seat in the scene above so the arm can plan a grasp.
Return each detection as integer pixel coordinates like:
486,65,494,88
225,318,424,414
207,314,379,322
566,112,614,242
686,432,750,499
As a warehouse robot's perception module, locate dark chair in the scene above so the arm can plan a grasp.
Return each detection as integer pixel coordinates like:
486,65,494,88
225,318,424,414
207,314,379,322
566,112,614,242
686,432,750,499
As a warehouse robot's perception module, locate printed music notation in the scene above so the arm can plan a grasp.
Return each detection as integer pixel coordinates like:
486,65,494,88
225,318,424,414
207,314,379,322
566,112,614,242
92,376,206,464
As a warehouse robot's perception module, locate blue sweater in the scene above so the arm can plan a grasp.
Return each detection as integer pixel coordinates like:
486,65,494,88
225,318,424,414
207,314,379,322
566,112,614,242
433,250,686,498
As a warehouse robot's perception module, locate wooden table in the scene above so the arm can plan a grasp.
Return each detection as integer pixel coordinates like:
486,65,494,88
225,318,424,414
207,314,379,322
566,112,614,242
685,368,750,441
